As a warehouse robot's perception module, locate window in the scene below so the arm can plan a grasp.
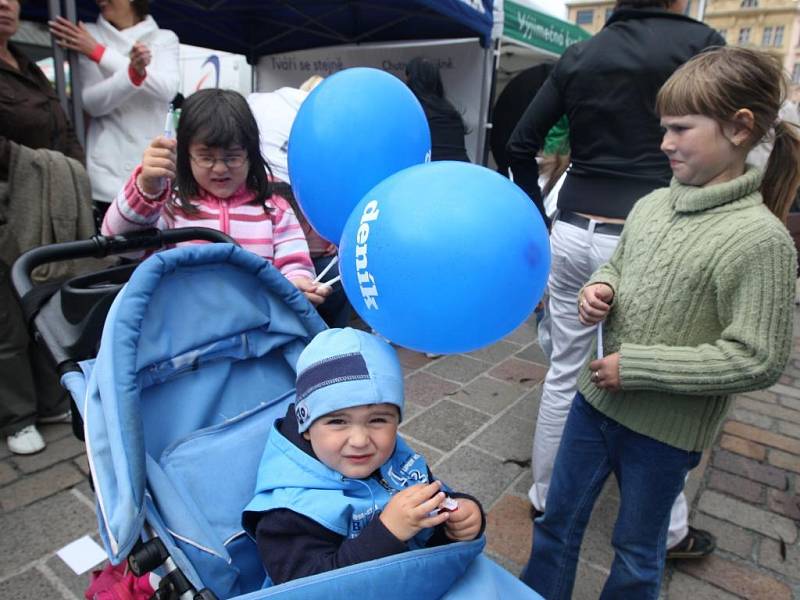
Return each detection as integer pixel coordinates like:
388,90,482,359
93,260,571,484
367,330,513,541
576,9,594,25
741,0,758,7
605,8,614,22
774,26,784,47
762,26,773,46
792,64,800,85
738,27,751,44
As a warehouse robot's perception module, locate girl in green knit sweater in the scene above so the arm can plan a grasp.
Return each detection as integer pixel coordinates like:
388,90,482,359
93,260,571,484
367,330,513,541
522,47,800,600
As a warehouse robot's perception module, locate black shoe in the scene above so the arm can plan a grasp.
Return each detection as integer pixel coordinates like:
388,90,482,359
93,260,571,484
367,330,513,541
666,527,716,560
529,506,544,521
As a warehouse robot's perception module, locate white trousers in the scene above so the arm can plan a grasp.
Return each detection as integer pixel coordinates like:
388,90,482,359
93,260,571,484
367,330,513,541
530,218,688,548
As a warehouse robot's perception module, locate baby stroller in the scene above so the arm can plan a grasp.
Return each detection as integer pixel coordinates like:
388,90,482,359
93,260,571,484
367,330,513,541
14,240,542,599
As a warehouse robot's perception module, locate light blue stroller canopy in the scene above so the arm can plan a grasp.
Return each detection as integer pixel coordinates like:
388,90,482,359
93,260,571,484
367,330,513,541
72,244,541,599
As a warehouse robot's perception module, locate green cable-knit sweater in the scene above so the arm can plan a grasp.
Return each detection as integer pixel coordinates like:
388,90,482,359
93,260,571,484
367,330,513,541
577,167,796,451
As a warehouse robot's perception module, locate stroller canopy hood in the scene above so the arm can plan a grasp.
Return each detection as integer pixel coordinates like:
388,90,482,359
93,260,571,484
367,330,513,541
83,244,326,562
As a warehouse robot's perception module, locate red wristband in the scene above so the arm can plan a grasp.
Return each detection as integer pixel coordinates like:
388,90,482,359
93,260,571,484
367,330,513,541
88,43,105,63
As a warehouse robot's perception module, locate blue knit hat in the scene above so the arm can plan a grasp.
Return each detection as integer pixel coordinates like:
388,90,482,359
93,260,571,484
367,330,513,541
294,328,404,433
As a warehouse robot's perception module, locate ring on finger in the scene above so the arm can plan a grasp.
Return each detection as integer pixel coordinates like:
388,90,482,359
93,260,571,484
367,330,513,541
593,370,600,381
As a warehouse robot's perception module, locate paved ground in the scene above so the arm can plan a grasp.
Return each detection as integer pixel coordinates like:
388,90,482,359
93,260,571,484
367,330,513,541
1,313,800,599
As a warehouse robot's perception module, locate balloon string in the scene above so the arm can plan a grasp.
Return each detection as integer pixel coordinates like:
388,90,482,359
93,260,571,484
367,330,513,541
312,255,339,284
318,274,341,287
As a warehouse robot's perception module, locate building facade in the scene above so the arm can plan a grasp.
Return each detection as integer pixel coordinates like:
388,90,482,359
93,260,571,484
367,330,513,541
565,0,701,35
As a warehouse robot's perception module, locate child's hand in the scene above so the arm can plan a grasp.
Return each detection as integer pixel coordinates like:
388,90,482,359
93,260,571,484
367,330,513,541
137,136,176,197
588,352,621,391
443,498,482,542
579,283,614,326
379,480,451,542
292,278,332,306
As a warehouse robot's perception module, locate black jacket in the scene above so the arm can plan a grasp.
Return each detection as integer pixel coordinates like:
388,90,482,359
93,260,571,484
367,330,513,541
507,8,725,221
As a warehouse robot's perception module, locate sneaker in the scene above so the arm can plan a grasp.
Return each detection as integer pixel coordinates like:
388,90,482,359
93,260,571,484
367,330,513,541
666,527,716,560
7,425,46,455
37,410,72,424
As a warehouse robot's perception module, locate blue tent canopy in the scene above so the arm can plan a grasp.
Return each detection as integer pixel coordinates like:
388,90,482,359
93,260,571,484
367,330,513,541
23,0,494,61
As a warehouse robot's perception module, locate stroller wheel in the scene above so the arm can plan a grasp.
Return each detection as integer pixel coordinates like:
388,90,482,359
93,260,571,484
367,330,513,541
128,537,169,576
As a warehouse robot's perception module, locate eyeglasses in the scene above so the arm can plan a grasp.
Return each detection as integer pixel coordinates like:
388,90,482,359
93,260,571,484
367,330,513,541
189,153,248,169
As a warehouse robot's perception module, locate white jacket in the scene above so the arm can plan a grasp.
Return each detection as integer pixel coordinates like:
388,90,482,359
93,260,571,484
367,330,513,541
79,15,179,203
248,88,308,184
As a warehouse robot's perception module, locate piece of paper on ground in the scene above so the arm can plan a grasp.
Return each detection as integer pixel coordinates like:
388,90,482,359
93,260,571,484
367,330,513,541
56,535,107,574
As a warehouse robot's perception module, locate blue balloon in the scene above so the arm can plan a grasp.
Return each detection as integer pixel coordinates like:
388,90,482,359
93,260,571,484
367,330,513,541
338,162,550,354
288,68,431,243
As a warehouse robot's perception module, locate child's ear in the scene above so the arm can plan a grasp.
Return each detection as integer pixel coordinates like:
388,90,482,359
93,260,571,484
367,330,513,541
302,431,311,441
724,109,755,148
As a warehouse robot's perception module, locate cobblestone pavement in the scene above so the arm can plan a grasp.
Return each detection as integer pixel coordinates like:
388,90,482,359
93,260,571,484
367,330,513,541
1,314,799,599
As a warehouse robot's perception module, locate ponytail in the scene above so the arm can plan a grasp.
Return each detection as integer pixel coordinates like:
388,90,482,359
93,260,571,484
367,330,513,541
762,120,800,223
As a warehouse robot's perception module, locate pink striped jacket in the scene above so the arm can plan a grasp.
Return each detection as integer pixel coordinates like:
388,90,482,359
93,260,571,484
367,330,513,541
102,167,315,282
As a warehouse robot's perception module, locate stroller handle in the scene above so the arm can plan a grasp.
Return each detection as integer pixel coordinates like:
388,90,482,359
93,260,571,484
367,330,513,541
11,228,236,298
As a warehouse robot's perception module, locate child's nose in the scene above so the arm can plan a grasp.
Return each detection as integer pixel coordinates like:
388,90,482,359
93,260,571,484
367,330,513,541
211,158,229,173
348,427,370,447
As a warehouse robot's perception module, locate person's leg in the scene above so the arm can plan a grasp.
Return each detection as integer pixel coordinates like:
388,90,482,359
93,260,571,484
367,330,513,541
521,393,612,600
0,261,44,452
529,221,619,512
600,425,702,599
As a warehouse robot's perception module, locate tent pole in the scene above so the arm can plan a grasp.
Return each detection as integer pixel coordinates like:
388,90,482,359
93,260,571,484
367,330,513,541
64,0,85,148
477,37,500,166
47,0,69,117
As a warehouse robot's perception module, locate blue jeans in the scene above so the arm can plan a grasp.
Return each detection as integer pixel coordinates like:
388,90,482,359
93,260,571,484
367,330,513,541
520,393,701,600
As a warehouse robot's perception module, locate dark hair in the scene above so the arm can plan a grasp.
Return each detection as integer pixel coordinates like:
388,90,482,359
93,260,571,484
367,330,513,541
130,0,149,19
173,88,271,214
405,57,467,134
614,0,674,9
657,46,800,223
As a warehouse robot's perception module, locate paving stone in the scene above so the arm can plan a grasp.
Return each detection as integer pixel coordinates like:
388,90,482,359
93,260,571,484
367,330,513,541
684,450,710,504
73,454,91,478
579,484,618,570
690,513,755,558
399,400,488,452
744,389,781,403
447,376,527,416
697,490,797,543
778,395,800,412
399,434,443,466
768,449,800,474
489,358,547,387
719,434,767,461
503,320,538,346
0,567,68,600
0,463,85,512
0,490,96,576
10,435,85,474
472,412,536,463
424,354,491,384
758,537,800,580
46,550,106,600
404,371,461,407
394,346,431,370
735,397,800,425
485,494,533,566
769,383,800,399
573,559,609,600
712,450,789,489
433,445,520,509
707,470,764,504
722,421,800,455
767,489,800,520
515,343,549,366
665,571,741,600
676,554,792,600
730,407,775,430
38,423,74,444
508,386,542,423
777,420,800,439
512,469,533,498
467,340,520,364
0,460,19,485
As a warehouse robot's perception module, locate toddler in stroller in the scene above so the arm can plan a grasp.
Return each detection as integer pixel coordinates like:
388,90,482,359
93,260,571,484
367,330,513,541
243,327,484,586
64,242,541,599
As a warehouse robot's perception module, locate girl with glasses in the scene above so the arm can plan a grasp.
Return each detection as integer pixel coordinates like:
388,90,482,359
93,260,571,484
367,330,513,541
102,88,330,306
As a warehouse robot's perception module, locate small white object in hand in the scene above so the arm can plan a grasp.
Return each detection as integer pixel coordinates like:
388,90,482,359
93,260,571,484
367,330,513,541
441,497,459,512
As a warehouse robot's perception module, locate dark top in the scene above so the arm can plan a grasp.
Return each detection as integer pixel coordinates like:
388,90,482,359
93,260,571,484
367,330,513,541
423,104,470,162
252,408,485,585
0,43,85,181
506,8,725,221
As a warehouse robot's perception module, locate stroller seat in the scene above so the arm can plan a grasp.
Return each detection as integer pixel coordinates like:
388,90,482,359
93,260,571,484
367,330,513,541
77,244,542,600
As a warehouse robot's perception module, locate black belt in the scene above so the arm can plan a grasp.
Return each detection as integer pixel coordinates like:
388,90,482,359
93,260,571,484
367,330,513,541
558,211,624,236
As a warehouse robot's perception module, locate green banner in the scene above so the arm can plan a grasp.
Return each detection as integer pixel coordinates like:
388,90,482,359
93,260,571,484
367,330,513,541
503,1,590,55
